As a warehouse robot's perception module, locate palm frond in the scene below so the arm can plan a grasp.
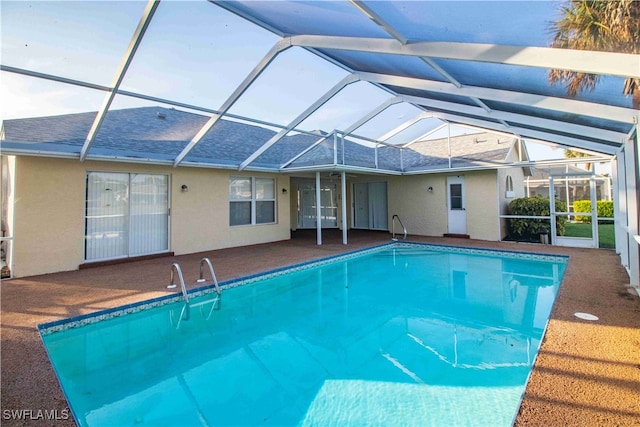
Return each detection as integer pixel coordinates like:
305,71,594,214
548,0,640,100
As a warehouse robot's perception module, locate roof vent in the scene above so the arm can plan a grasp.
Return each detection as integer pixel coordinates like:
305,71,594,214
157,112,167,120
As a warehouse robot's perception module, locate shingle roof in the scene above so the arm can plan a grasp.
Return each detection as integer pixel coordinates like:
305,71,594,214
2,107,517,173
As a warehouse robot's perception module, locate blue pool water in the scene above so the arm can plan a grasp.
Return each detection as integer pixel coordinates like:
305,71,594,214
40,243,567,426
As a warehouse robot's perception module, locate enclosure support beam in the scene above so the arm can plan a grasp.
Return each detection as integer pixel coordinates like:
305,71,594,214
624,126,639,285
316,172,322,246
590,176,599,248
290,35,640,79
80,0,160,161
425,112,619,155
400,94,628,144
341,171,348,245
361,72,637,125
343,97,403,138
239,74,359,171
347,2,496,116
377,112,432,142
549,177,556,245
173,38,292,167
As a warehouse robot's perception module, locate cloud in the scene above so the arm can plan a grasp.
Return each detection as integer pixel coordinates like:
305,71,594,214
1,73,103,120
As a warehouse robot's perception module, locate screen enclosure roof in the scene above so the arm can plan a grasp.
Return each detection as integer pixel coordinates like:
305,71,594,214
1,0,638,173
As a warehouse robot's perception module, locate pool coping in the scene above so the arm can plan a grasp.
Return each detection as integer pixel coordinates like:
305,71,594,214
37,241,569,336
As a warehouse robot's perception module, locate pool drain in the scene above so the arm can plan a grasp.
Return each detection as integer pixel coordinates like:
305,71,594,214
574,312,599,321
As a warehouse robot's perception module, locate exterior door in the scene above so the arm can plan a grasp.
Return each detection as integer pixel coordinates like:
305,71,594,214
447,176,467,235
353,182,388,230
369,182,388,230
299,184,317,228
551,174,598,248
85,172,169,261
353,183,369,228
298,183,338,228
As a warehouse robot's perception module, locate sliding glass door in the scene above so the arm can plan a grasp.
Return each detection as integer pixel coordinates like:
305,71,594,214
85,172,169,261
297,183,338,228
353,182,388,230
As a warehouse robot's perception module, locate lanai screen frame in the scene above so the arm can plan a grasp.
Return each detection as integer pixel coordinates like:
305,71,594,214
1,0,638,284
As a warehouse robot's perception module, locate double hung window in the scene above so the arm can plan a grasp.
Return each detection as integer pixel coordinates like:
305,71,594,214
229,177,275,226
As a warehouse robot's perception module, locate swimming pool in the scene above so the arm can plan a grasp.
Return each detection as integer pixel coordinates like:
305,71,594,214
39,242,567,426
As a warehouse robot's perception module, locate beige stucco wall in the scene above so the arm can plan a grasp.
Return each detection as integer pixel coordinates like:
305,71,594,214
387,174,448,236
497,166,527,239
8,154,511,276
9,156,290,277
465,170,500,241
388,171,500,241
12,156,86,277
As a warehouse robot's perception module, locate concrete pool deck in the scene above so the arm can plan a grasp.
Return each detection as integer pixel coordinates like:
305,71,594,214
1,231,639,426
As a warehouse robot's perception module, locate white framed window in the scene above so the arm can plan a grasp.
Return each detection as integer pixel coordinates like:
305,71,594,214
85,172,169,261
229,177,275,226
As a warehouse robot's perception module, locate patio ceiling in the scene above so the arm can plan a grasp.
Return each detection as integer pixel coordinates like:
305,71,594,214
2,0,638,172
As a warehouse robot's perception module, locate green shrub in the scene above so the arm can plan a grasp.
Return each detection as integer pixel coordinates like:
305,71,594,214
598,200,614,218
508,197,566,240
573,200,591,222
573,200,614,223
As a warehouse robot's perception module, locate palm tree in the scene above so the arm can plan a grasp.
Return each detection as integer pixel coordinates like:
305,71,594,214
548,0,640,108
565,149,593,171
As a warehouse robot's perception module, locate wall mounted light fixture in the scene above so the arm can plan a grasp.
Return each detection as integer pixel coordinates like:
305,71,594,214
181,184,188,192
428,186,433,192
282,188,288,194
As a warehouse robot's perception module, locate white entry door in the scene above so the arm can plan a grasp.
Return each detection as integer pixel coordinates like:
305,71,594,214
447,176,467,235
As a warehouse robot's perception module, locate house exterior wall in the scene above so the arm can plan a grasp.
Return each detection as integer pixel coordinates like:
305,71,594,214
9,156,290,277
387,175,448,237
8,155,511,277
12,156,86,277
466,170,500,241
388,171,500,241
497,166,527,239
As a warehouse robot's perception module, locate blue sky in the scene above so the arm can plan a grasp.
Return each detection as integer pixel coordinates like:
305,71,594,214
1,0,606,165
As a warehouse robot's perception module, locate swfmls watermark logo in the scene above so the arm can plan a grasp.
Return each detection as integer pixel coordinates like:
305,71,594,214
2,409,70,421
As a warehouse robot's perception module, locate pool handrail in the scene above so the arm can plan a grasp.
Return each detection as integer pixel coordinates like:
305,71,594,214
392,214,407,241
197,257,221,295
167,262,190,303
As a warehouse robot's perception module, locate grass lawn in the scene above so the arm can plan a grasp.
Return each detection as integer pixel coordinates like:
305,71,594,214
564,222,615,249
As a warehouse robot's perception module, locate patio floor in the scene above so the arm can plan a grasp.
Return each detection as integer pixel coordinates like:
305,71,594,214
1,230,639,426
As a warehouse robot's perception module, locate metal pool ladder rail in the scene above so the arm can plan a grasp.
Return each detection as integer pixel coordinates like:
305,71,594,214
197,257,221,296
167,258,222,326
392,214,407,241
167,257,221,303
168,262,189,303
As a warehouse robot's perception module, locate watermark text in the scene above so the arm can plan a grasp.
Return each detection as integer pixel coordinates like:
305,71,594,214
2,409,70,421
